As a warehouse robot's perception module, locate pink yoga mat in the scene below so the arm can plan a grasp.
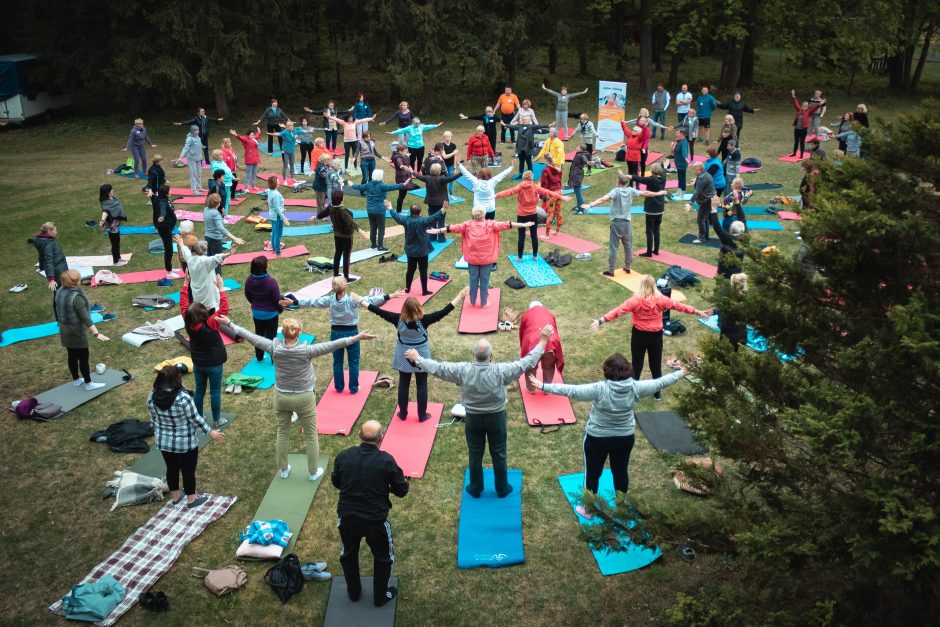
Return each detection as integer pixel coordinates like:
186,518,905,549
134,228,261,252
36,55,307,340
777,211,802,221
380,278,451,314
739,165,761,173
638,179,679,191
283,198,318,207
457,289,500,333
635,249,718,278
380,402,443,478
777,154,809,163
168,185,245,195
223,245,308,265
172,196,245,206
646,151,664,164
542,232,601,254
290,275,361,300
91,268,181,287
317,370,378,435
519,366,576,427
174,209,244,224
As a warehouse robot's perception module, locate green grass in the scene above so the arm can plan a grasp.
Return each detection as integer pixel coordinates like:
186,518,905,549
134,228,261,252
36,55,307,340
0,91,929,626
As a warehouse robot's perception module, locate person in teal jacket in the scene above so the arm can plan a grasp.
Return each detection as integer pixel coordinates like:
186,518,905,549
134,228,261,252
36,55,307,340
350,169,412,251
350,93,373,139
387,118,442,173
696,85,718,143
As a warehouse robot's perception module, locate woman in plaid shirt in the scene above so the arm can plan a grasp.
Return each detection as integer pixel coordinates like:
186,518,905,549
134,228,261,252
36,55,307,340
148,365,224,509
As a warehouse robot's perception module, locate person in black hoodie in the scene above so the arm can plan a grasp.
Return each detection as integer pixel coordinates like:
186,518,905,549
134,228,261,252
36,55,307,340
146,154,166,195
147,365,224,509
631,163,667,256
332,420,409,607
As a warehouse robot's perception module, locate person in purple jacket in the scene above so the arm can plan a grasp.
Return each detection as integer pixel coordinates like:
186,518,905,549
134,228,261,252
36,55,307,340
244,256,294,361
124,118,156,179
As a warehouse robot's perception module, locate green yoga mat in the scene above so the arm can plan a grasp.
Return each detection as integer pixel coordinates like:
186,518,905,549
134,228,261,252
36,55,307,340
241,453,329,559
129,413,237,478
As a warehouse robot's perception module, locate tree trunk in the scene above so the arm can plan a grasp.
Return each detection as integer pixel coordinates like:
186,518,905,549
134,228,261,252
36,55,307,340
653,31,662,72
903,44,915,91
548,43,558,74
847,63,857,95
740,34,755,86
638,0,652,94
610,1,626,55
721,39,744,92
577,39,588,75
888,52,905,88
213,75,229,118
333,30,342,92
911,25,935,92
668,53,681,90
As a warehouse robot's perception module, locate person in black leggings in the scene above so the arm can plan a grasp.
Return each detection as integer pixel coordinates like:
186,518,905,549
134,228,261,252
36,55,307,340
316,190,369,281
390,204,440,294
99,184,127,265
631,164,667,256
149,184,178,279
391,144,412,212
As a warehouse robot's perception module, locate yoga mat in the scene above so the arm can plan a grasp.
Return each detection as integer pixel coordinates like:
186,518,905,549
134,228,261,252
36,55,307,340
583,206,644,215
380,402,443,478
224,245,308,265
744,182,784,190
317,370,378,435
561,184,591,194
678,234,721,249
173,196,245,207
237,333,316,389
507,254,563,288
91,268,182,287
777,154,808,163
636,411,708,455
129,413,237,478
149,241,230,254
281,224,333,236
118,225,160,235
349,247,384,264
697,314,802,362
290,276,361,301
519,365,577,427
455,175,475,192
457,289,501,333
151,278,241,311
122,314,186,347
406,187,467,203
777,211,802,221
638,179,679,191
324,577,398,627
454,255,468,269
739,164,761,173
746,220,784,231
260,210,317,221
396,238,454,263
34,368,128,418
242,453,329,559
602,269,685,301
380,278,450,313
279,198,319,207
635,249,717,279
645,151,664,164
511,162,546,181
457,468,524,569
542,231,601,253
60,253,132,267
173,210,242,225
558,470,662,575
0,313,107,348
740,206,771,216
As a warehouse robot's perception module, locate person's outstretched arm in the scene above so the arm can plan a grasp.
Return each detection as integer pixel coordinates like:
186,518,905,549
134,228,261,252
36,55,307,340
534,378,606,401
366,302,402,325
304,330,375,359
634,369,686,397
218,318,277,353
422,286,469,326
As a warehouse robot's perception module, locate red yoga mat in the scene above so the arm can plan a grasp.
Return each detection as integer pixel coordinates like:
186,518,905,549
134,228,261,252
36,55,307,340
635,249,718,279
172,196,246,206
638,179,679,190
380,402,443,478
542,232,601,254
457,289,500,333
316,370,378,435
223,245,309,265
777,211,802,221
777,154,809,163
380,278,451,313
91,268,181,287
284,198,319,207
519,366,577,427
645,151,664,164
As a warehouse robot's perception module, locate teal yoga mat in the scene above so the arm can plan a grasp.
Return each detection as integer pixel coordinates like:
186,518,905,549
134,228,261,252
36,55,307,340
118,225,179,235
455,175,475,192
557,470,662,575
457,468,524,568
282,224,334,236
697,314,802,361
507,254,562,287
741,206,771,216
512,163,546,181
562,184,591,194
238,332,316,389
396,238,454,263
350,209,393,219
745,220,784,231
146,278,241,311
584,206,644,215
407,187,467,203
1,313,109,348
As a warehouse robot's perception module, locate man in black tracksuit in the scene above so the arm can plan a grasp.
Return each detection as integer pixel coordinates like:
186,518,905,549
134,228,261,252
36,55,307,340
175,107,223,164
332,420,409,607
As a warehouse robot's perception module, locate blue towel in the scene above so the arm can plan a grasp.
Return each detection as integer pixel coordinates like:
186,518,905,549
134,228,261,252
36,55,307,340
238,332,316,389
584,206,644,215
561,184,591,194
0,313,107,348
507,254,562,287
397,238,454,263
511,163,547,181
744,220,784,231
457,468,524,569
282,224,334,236
697,315,802,361
557,471,662,575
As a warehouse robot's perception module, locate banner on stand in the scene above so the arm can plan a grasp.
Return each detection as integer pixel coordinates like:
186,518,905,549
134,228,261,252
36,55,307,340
596,81,628,151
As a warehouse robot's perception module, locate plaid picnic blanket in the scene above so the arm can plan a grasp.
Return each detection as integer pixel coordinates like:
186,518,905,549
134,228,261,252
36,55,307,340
49,494,236,626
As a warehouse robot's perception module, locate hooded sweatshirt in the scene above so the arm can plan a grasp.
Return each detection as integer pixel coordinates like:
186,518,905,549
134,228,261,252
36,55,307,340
148,387,212,453
33,232,67,283
495,180,563,216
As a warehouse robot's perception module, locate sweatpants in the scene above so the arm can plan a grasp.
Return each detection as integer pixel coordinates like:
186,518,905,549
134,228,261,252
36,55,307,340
131,145,147,176
583,433,635,493
631,327,663,380
67,347,90,383
161,447,199,494
517,150,532,174
187,159,202,193
270,219,283,255
338,516,394,605
397,371,428,419
252,315,278,361
516,214,538,258
274,389,319,473
608,218,632,272
281,151,295,181
206,237,224,275
405,255,429,293
465,410,510,497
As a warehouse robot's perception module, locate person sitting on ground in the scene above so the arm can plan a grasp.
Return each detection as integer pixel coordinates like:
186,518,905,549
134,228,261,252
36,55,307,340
519,301,564,393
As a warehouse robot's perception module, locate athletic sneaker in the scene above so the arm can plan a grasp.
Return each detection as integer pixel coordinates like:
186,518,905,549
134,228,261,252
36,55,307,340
375,587,398,607
602,270,615,277
279,464,292,479
310,467,325,482
215,417,229,428
166,271,182,280
301,563,332,581
187,495,208,509
575,504,594,519
84,382,106,391
72,378,85,387
653,391,662,401
115,259,128,266
378,246,389,252
156,278,173,287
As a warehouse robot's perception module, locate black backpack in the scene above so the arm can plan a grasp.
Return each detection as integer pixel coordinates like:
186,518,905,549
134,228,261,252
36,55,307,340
615,147,626,162
664,265,699,287
265,554,305,603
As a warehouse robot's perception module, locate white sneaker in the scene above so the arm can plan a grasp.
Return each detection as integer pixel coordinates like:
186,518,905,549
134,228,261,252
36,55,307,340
309,467,324,482
84,382,106,391
166,271,182,280
279,465,292,479
72,378,85,387
115,260,128,266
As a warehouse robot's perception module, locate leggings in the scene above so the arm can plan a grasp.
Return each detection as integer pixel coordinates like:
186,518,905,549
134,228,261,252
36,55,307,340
627,160,639,185
583,433,635,494
640,149,648,177
252,315,279,361
161,448,198,494
644,213,663,254
396,187,408,212
677,168,687,191
299,142,313,173
229,181,238,202
201,138,210,164
397,371,428,419
333,235,353,279
428,204,445,242
131,145,147,176
281,151,294,180
410,147,426,172
631,328,663,381
405,255,429,293
207,237,224,275
517,150,532,174
344,141,358,170
157,225,174,272
244,164,258,188
107,232,121,264
793,128,808,157
516,214,539,258
368,214,386,248
325,129,338,151
266,124,281,153
67,347,91,383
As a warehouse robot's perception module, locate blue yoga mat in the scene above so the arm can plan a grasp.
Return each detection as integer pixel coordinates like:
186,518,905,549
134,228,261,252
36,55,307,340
584,206,644,215
455,175,475,192
238,332,316,389
150,241,231,254
397,238,454,263
282,224,334,236
118,225,180,235
512,163,546,181
1,313,108,348
741,206,771,216
149,278,242,310
349,209,394,219
507,254,562,287
562,184,591,194
697,314,802,362
745,220,784,231
457,468,524,569
407,187,467,204
557,471,662,575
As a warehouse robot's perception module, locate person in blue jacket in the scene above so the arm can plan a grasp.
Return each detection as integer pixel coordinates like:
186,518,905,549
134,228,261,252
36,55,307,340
696,86,718,144
387,118,442,173
350,170,412,251
350,93,373,140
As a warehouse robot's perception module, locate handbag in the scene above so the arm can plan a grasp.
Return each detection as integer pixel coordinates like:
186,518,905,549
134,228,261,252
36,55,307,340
192,565,248,597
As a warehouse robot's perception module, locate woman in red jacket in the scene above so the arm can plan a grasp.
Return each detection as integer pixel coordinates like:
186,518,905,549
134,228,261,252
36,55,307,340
230,127,261,191
539,155,564,236
789,89,826,159
495,170,566,261
464,126,496,173
590,274,706,400
620,124,643,182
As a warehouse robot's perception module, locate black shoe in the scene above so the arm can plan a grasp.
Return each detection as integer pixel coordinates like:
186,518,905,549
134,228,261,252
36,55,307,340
419,412,432,423
465,485,481,498
638,251,653,257
421,290,433,296
497,484,514,498
653,391,662,401
139,591,169,612
602,270,615,277
348,589,361,602
397,411,408,420
378,246,389,252
375,586,397,607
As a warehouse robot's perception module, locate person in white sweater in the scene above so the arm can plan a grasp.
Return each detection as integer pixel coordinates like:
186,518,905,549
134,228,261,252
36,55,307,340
456,160,515,220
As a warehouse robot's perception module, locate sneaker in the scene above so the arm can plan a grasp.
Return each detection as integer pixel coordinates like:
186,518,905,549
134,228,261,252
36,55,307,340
215,417,229,428
225,384,235,394
602,270,615,277
310,467,325,482
166,271,182,280
84,382,106,391
233,385,242,394
8,283,28,293
419,412,432,423
72,378,85,387
115,259,128,266
496,483,514,498
397,411,408,420
187,495,209,509
291,412,298,423
692,239,702,244
156,278,173,287
378,246,389,252
301,565,332,581
638,251,653,257
90,304,106,313
575,504,594,519
653,391,662,401
172,493,186,505
279,465,292,479
375,586,398,607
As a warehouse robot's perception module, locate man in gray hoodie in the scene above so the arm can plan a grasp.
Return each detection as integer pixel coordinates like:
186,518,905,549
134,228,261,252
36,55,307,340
404,324,554,498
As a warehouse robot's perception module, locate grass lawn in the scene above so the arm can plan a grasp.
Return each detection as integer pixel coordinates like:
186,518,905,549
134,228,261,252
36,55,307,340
0,90,929,625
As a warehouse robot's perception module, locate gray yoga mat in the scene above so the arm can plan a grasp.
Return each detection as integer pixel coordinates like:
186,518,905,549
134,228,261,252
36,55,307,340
129,413,237,478
636,411,709,455
325,576,398,627
34,368,129,419
678,234,722,249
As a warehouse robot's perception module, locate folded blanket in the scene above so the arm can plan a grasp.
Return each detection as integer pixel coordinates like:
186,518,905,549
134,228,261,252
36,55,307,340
223,373,265,388
105,471,168,511
130,321,177,341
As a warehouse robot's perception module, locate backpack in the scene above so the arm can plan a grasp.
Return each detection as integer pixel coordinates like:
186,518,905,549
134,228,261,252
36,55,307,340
665,265,699,287
13,397,38,419
545,248,572,268
663,320,687,336
264,554,305,603
192,565,248,597
741,157,762,168
615,147,626,162
504,276,526,290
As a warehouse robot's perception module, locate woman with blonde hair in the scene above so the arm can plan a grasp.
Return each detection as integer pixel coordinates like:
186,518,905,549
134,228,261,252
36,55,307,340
124,117,156,178
364,286,468,421
219,313,375,480
590,275,705,400
55,269,110,391
382,100,417,128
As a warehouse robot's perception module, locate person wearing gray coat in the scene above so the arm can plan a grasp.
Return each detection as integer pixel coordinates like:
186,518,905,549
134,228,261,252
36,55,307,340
176,126,204,194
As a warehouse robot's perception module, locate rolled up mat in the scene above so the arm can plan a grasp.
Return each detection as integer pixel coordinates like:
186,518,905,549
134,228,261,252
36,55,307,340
457,289,500,333
600,268,686,301
557,470,662,575
744,182,784,190
507,254,562,288
91,268,183,287
561,184,591,194
519,366,576,427
282,224,333,236
0,312,109,348
396,238,454,263
380,402,443,478
324,577,398,627
260,210,318,221
316,370,378,435
636,411,709,455
745,220,784,231
129,413,237,478
291,275,361,301
172,196,245,207
239,453,329,560
457,468,524,568
542,231,601,254
380,278,450,314
777,211,802,220
33,368,129,419
678,234,721,249
633,249,717,279
237,333,316,389
583,206,644,215
777,154,808,163
224,245,309,265
512,163,546,181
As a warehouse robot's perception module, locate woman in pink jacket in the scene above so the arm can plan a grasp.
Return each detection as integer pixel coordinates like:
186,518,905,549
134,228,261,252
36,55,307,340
428,206,527,307
495,170,566,261
589,274,706,400
230,127,261,191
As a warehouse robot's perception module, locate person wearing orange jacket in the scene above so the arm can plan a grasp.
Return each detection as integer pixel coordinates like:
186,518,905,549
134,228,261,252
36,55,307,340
495,170,566,260
495,86,521,143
